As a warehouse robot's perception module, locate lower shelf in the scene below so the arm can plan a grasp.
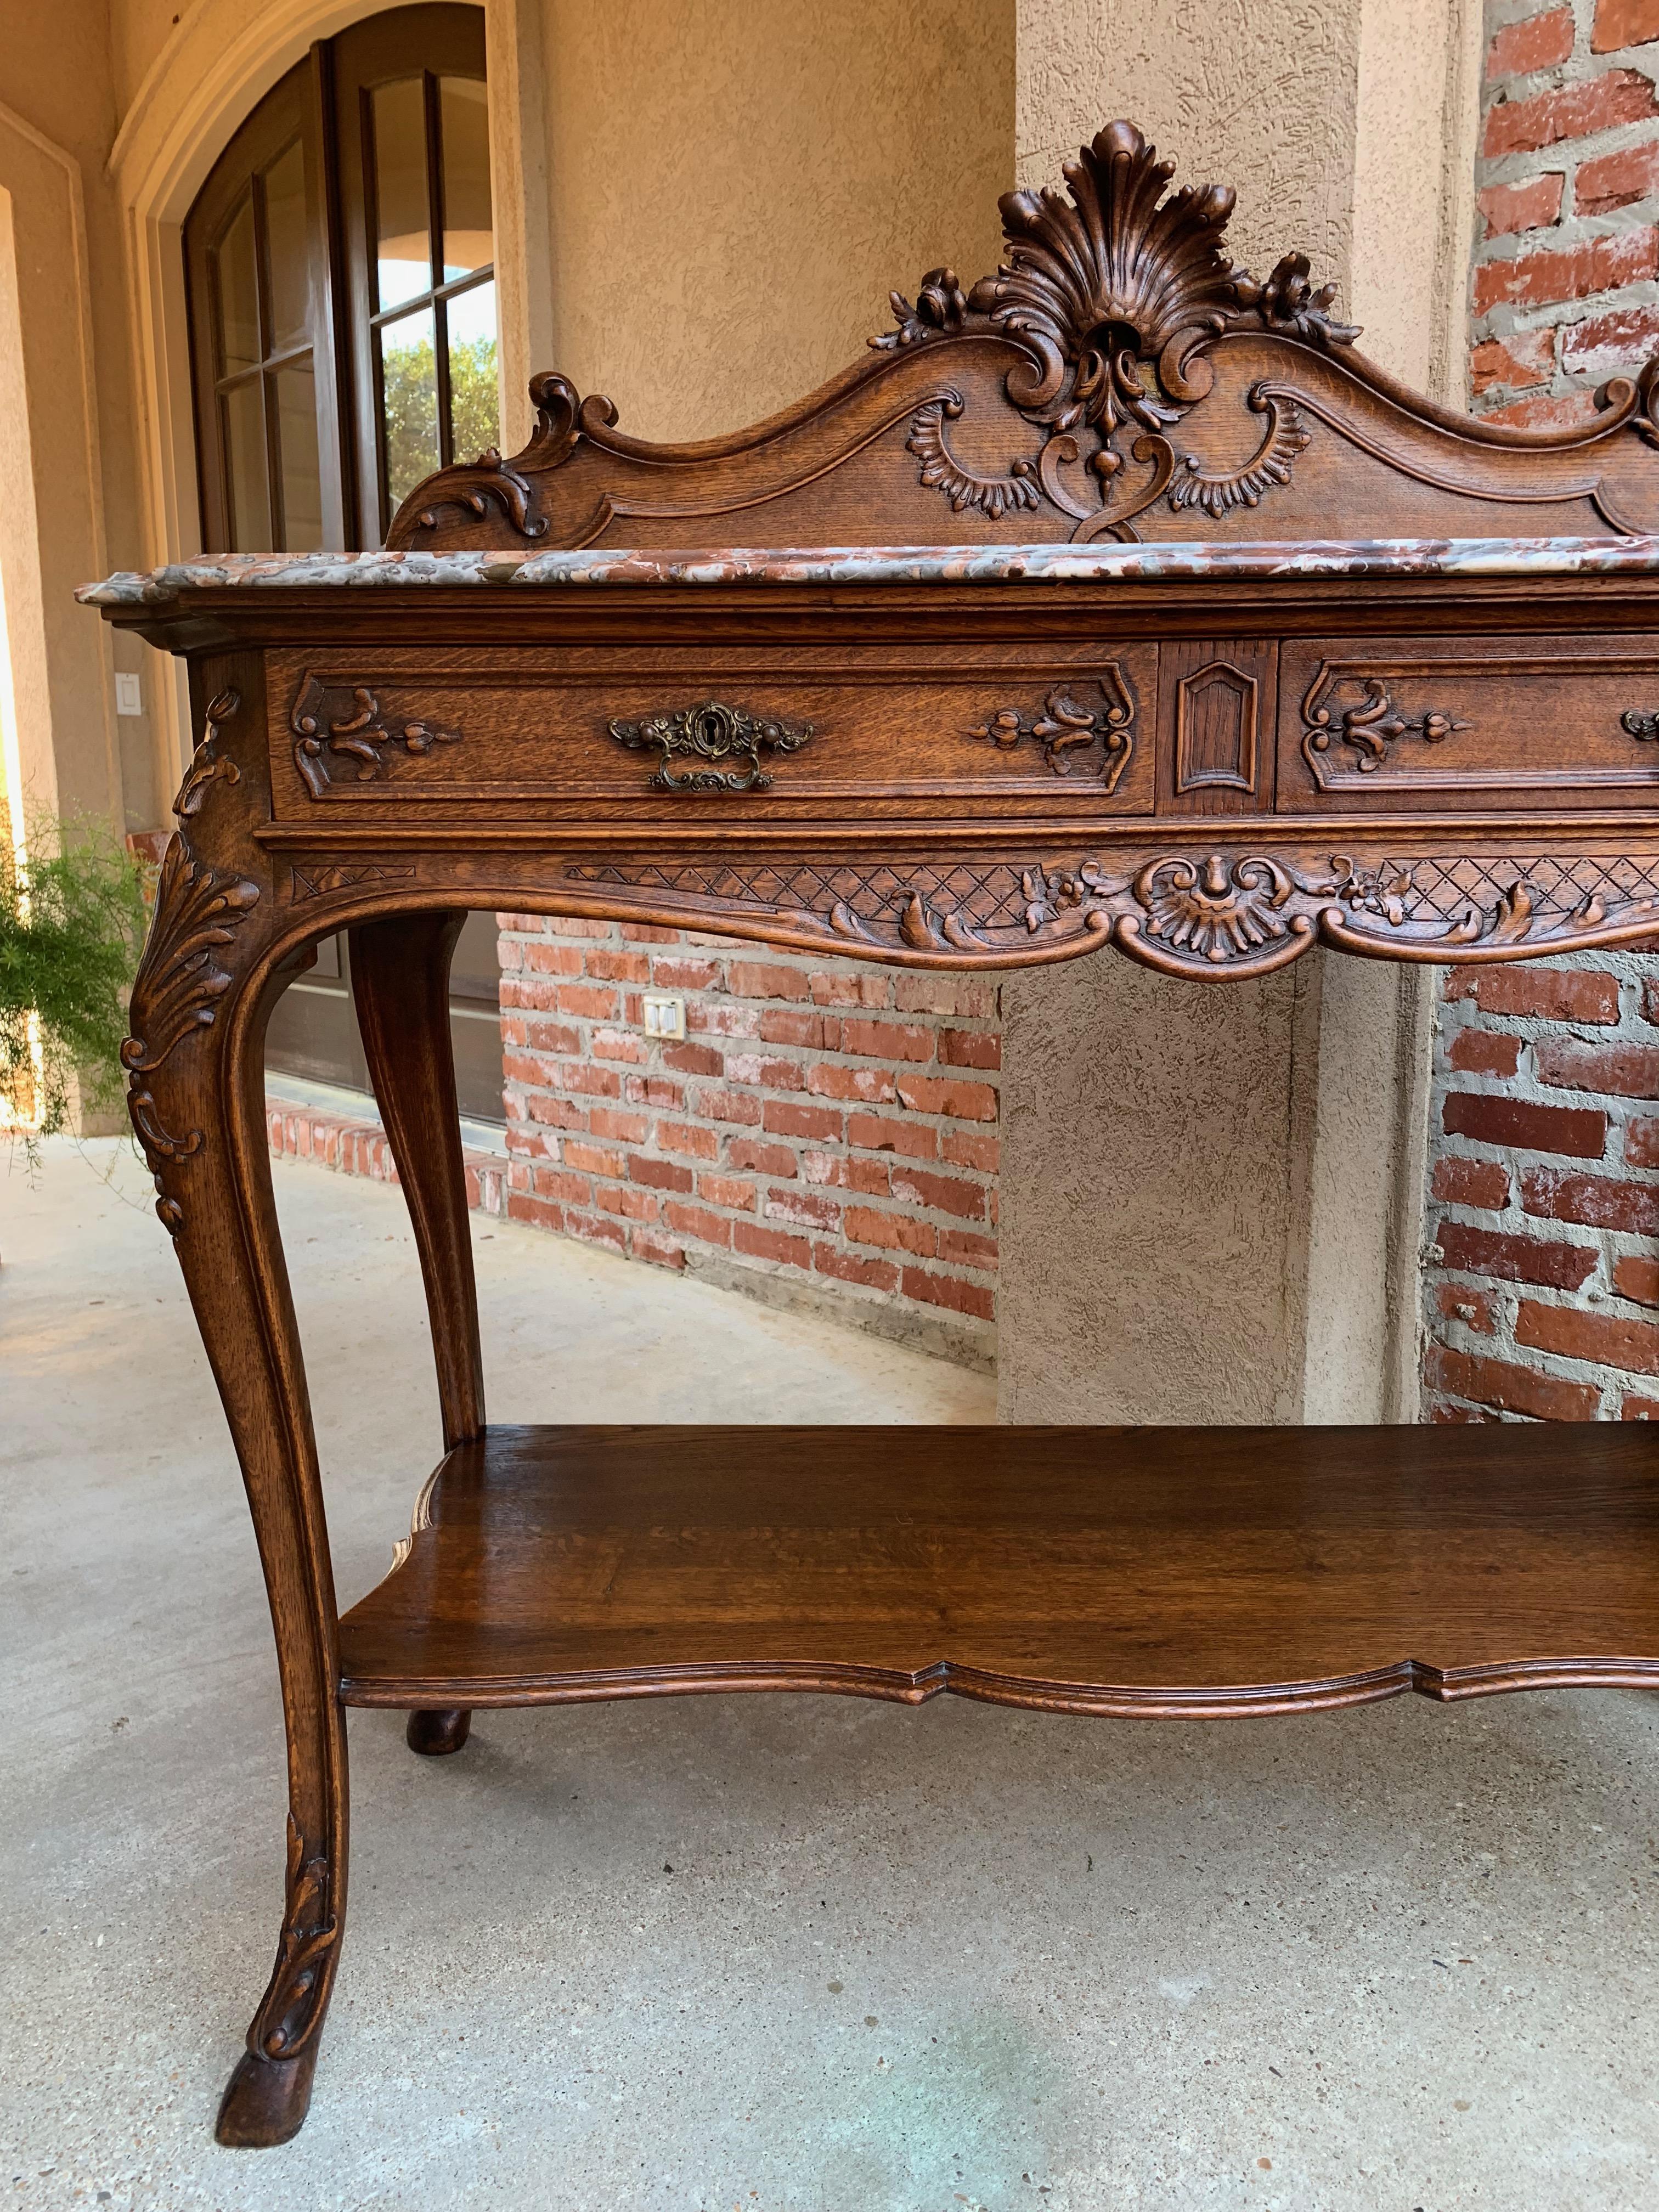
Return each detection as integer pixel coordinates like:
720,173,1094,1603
335,1423,1659,1718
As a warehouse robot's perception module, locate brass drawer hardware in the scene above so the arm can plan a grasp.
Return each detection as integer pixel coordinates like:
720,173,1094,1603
606,699,814,792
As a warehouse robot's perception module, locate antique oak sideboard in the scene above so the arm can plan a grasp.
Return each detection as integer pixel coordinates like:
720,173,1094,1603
82,124,1659,2146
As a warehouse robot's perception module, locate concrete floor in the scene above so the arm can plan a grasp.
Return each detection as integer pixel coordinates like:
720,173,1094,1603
3,1142,1658,2211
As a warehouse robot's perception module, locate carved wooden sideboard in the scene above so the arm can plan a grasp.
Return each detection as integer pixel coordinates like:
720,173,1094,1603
82,123,1659,2147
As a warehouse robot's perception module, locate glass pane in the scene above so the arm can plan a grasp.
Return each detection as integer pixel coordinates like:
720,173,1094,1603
444,280,499,462
373,77,431,311
215,190,261,374
379,304,439,512
438,76,492,281
222,377,271,548
264,138,310,355
274,359,323,550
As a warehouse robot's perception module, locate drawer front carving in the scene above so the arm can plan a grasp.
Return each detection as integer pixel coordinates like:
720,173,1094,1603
1158,639,1277,815
266,645,1158,820
1279,637,1659,809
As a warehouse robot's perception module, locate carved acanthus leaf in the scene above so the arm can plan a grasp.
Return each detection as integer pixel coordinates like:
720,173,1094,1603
871,267,968,351
1169,392,1311,518
247,1816,341,2063
967,676,1135,787
123,836,261,1076
906,396,1042,520
1304,675,1471,773
173,688,243,821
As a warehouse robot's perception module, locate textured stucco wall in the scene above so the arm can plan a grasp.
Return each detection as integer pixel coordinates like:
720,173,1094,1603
998,0,1475,1424
538,0,1015,439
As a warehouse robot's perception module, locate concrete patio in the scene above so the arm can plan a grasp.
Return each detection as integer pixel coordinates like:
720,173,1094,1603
3,1139,1658,2210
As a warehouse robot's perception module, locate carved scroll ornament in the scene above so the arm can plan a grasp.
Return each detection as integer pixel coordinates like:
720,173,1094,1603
1302,673,1472,777
292,680,461,798
875,123,1357,539
967,674,1135,786
174,689,244,821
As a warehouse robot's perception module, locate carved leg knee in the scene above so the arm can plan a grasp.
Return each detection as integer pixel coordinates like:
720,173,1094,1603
407,1707,471,1756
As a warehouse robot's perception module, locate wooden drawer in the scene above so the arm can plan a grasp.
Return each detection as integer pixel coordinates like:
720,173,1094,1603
1277,636,1659,811
266,644,1159,821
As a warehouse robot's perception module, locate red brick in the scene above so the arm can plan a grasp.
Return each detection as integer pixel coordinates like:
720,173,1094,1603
941,1127,1000,1173
1441,1092,1606,1156
846,1109,936,1160
1432,1155,1512,1209
628,1153,695,1194
1482,69,1659,159
1449,964,1620,1023
1430,1398,1502,1423
1577,136,1659,212
545,916,613,939
938,1227,999,1270
893,973,998,1017
595,1183,658,1222
844,1205,936,1256
563,1140,624,1179
807,1063,898,1104
1425,1342,1601,1420
1432,1217,1599,1286
763,1099,843,1143
1432,1280,1501,1334
1487,4,1574,76
1475,224,1659,313
650,955,721,991
1627,1114,1659,1165
586,1107,652,1146
725,1136,798,1177
1560,301,1659,376
591,1026,647,1064
727,1052,809,1090
732,1220,811,1271
726,960,812,1001
1641,977,1659,1025
938,1027,1002,1070
1522,1163,1659,1231
696,1172,757,1211
633,1231,686,1270
1622,1392,1659,1417
1477,390,1604,431
661,1041,723,1077
506,1192,566,1234
893,1073,999,1122
1614,1252,1659,1305
890,1165,989,1221
662,1200,732,1246
899,1266,995,1323
653,1118,719,1161
765,1186,840,1231
1517,1297,1659,1372
807,968,889,1007
521,940,585,977
623,1074,685,1111
689,1002,762,1040
836,1018,935,1063
566,1210,629,1254
1447,1027,1523,1076
690,1085,763,1127
759,1008,828,1048
1535,1037,1659,1096
619,922,680,943
1593,0,1659,51
802,1150,889,1195
584,948,651,983
812,1244,900,1294
553,981,618,1021
1469,327,1555,391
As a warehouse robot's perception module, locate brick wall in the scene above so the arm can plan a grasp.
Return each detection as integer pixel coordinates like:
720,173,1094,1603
495,916,1000,1367
1420,0,1659,1418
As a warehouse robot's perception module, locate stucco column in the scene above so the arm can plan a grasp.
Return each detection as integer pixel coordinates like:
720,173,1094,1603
997,0,1481,1424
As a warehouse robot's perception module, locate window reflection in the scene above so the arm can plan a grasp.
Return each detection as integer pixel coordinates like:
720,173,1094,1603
379,304,440,507
445,279,499,462
439,77,492,280
373,77,431,310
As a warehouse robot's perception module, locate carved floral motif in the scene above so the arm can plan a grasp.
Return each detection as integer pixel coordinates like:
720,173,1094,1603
1302,674,1471,775
247,1816,340,2063
967,676,1135,786
291,680,461,797
872,267,968,351
174,688,244,820
606,699,813,793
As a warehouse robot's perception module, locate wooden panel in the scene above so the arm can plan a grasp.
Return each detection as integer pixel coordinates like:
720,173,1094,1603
1158,639,1277,815
337,1424,1659,1716
268,642,1160,821
1278,634,1659,810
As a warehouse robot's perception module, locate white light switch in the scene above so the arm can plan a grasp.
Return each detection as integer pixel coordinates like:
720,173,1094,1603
114,672,143,716
641,992,686,1041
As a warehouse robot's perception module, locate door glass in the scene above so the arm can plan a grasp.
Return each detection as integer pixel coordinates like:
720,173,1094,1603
264,138,311,354
373,77,431,309
444,279,499,462
438,76,492,280
274,360,323,549
222,378,271,545
216,191,261,373
379,304,439,507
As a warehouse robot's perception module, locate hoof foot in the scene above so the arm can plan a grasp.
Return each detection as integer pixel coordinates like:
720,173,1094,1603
406,1707,471,1756
215,2042,318,2148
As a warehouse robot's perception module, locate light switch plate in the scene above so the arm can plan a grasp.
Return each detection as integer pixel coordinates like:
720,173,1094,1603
114,672,143,716
641,992,687,1041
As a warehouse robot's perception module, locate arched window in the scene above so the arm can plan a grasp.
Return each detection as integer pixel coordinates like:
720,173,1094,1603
184,3,496,555
184,4,504,1116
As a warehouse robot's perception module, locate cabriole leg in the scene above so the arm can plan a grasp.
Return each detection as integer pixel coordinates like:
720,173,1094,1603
349,910,484,1765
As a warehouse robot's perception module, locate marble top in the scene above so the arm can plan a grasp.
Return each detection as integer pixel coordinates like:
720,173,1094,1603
76,534,1659,603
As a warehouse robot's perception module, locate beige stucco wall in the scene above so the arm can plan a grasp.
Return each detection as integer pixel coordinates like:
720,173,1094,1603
537,0,1014,441
997,0,1479,1424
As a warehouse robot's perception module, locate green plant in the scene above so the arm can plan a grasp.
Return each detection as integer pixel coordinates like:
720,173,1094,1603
0,819,149,1148
381,330,501,510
